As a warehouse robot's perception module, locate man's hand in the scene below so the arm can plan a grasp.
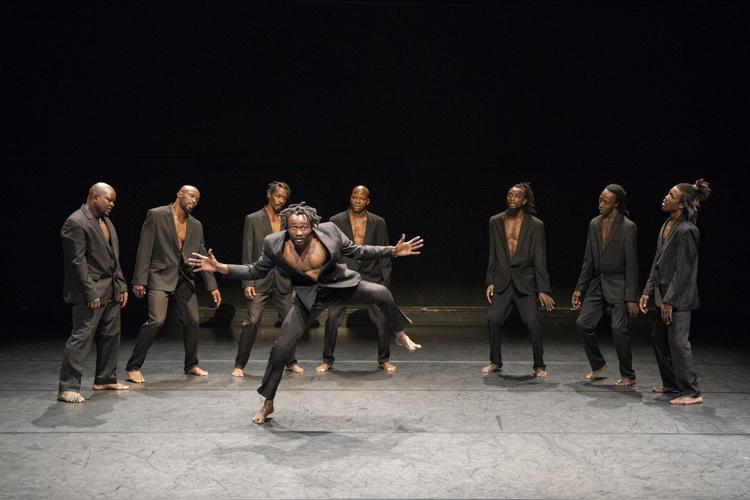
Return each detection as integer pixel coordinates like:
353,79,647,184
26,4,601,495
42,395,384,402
486,284,495,304
189,249,228,275
87,298,101,310
639,294,649,314
211,289,222,307
571,291,582,311
661,303,673,325
626,301,639,318
132,285,146,299
119,292,128,309
538,292,555,312
244,286,257,301
392,234,424,257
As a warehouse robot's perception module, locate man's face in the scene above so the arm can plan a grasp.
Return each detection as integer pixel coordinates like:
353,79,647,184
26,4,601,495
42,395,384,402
287,214,312,250
598,189,618,216
178,188,200,214
93,188,116,218
267,187,289,213
506,187,527,210
350,188,370,213
661,186,684,213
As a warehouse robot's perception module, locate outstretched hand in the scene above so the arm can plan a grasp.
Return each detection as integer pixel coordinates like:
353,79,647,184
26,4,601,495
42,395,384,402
189,249,228,275
392,234,424,257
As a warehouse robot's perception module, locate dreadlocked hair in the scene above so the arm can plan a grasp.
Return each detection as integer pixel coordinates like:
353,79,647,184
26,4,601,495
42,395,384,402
676,178,711,223
266,180,290,197
280,202,322,228
605,183,629,216
513,181,538,215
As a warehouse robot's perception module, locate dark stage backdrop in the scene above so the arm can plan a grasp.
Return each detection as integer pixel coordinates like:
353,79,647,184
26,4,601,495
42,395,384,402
2,2,749,333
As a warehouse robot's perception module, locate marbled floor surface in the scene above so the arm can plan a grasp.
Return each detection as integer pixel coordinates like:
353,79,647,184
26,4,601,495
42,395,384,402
1,320,749,499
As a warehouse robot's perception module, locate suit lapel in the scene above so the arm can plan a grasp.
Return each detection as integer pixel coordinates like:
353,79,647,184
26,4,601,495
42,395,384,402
592,216,603,257
655,219,679,261
496,213,511,261
515,212,528,256
82,206,113,255
166,205,181,252
261,207,273,234
363,211,374,244
601,212,623,254
341,211,355,240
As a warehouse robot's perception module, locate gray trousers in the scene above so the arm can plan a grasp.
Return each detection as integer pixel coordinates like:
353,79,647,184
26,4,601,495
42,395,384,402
652,309,700,397
59,300,121,392
576,287,635,379
258,281,411,400
236,287,297,369
323,304,390,364
487,283,545,370
126,276,200,373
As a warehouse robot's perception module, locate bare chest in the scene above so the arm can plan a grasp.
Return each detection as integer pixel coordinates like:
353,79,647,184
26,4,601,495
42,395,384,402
98,219,110,243
350,216,367,245
173,216,187,250
283,238,328,280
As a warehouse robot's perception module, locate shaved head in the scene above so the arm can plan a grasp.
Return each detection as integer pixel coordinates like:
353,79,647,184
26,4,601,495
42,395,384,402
87,182,115,200
350,185,371,214
352,185,370,197
86,182,116,218
178,185,200,197
176,185,201,215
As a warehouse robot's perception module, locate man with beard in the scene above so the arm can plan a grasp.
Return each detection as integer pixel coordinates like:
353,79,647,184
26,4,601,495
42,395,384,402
317,185,399,373
58,183,130,403
233,181,304,377
572,184,639,386
126,185,221,383
640,179,711,406
484,182,555,378
189,202,423,424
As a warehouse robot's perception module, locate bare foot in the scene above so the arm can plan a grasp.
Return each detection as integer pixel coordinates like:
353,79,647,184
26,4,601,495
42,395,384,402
92,382,129,390
252,399,274,424
671,395,704,405
652,386,678,393
615,378,636,387
378,361,397,373
127,370,145,384
286,363,304,373
395,331,422,352
57,391,85,403
316,363,333,373
231,368,245,378
189,366,208,376
534,368,548,378
482,363,499,375
585,362,609,380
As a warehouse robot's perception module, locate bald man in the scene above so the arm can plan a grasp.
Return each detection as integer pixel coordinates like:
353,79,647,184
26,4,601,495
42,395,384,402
58,183,129,403
126,186,221,383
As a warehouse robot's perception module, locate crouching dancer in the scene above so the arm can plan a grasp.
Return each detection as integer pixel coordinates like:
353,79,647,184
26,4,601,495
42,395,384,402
189,202,424,424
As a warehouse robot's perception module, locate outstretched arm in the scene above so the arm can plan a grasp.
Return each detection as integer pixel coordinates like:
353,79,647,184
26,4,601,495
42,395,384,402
190,245,275,281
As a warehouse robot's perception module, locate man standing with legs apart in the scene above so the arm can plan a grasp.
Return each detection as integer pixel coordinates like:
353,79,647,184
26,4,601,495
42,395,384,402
572,184,639,386
317,185,400,373
485,182,555,378
233,181,303,378
58,183,129,403
640,179,711,405
190,202,423,424
126,185,221,383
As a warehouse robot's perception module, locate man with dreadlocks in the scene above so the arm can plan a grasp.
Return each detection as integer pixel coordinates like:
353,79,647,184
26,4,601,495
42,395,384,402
572,184,639,386
190,202,424,424
484,182,555,378
639,179,711,406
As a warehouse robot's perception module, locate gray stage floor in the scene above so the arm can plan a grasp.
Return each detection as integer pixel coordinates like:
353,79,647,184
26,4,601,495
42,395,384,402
1,317,749,499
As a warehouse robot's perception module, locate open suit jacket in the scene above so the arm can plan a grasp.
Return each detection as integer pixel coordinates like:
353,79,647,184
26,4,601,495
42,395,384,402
241,208,292,294
486,211,551,296
575,212,639,303
329,209,391,286
642,218,700,311
227,222,393,311
61,205,127,304
132,204,218,292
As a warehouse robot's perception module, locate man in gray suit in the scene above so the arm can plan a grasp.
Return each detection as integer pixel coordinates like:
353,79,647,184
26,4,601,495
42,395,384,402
572,184,639,386
58,183,129,403
640,179,711,406
317,185,397,373
190,203,423,424
485,182,555,378
126,185,221,383
233,181,303,377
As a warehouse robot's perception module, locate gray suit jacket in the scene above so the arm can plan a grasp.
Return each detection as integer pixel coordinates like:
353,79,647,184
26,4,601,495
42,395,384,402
486,211,551,296
329,209,391,286
61,205,127,304
575,212,639,303
642,218,700,311
241,208,292,293
227,222,393,311
132,204,218,292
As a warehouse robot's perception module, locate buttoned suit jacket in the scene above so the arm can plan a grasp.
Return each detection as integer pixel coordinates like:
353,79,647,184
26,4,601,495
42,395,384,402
241,207,293,293
329,209,391,286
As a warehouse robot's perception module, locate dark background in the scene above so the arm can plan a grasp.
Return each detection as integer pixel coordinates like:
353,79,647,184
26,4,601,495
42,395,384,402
2,1,748,333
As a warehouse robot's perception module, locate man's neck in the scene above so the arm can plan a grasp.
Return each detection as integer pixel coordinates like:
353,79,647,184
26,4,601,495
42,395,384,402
172,203,187,222
266,205,279,219
85,202,101,220
603,211,617,221
668,210,682,223
349,208,367,219
506,208,524,220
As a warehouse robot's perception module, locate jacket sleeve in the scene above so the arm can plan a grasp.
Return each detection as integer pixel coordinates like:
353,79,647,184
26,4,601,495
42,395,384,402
377,219,392,287
624,223,640,302
197,223,219,292
485,219,497,286
241,215,255,289
532,222,552,294
132,210,155,286
574,223,594,293
226,239,275,281
111,227,128,295
61,219,97,303
662,227,699,307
